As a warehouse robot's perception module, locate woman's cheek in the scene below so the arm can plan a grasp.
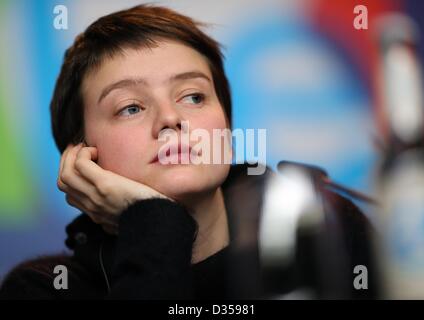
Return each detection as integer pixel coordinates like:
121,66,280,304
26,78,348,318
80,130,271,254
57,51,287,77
95,131,148,179
203,114,231,156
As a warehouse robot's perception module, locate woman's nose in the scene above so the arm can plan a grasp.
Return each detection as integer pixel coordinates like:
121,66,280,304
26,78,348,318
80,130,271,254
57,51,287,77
151,99,183,138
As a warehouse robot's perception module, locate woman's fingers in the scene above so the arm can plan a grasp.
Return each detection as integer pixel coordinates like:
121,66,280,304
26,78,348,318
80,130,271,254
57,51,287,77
60,167,97,197
61,144,83,180
59,145,99,197
74,147,108,187
59,144,121,231
61,144,82,176
74,147,123,201
76,146,98,163
58,146,68,178
58,144,75,189
58,144,82,188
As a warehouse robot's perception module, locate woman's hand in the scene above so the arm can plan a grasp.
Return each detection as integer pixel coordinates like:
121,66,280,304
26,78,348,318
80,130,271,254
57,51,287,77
57,143,170,235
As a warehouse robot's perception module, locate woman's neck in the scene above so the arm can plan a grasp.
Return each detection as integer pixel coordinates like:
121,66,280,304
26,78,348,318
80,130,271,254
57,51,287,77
189,187,229,264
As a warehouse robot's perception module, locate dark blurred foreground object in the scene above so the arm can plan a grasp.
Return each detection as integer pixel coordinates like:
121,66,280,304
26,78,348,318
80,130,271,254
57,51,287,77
373,13,424,299
248,161,377,299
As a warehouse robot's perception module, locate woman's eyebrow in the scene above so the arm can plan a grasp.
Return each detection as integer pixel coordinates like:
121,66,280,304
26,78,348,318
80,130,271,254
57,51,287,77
170,71,211,83
97,71,211,104
98,78,146,104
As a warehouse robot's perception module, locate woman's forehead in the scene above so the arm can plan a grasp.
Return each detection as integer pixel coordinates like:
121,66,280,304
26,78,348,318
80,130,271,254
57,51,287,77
83,41,212,88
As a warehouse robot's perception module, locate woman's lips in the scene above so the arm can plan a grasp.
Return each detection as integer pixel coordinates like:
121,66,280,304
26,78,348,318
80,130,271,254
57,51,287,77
150,143,195,164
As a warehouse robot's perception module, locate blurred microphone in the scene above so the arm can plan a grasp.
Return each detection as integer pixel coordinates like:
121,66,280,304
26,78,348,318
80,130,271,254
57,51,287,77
259,161,360,299
374,13,424,299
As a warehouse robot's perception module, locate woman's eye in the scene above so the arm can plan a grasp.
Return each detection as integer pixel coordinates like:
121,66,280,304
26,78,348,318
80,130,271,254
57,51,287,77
118,104,142,117
180,93,205,105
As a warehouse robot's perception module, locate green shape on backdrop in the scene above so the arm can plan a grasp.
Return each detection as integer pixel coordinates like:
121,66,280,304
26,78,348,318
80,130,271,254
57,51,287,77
0,0,36,225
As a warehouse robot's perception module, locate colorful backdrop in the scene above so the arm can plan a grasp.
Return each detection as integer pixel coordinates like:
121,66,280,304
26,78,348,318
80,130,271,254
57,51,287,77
1,0,423,280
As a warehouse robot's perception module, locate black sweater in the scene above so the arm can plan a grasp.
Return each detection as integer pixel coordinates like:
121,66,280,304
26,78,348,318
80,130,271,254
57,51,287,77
0,164,376,299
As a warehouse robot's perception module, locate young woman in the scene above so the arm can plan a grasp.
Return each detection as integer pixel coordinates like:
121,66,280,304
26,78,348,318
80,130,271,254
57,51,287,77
0,4,374,299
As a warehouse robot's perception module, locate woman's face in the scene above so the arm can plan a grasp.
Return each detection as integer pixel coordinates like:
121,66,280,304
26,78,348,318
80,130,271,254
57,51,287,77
81,40,231,203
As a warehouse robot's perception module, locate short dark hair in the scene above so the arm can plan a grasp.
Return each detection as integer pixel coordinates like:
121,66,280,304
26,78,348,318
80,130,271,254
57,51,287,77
50,4,232,153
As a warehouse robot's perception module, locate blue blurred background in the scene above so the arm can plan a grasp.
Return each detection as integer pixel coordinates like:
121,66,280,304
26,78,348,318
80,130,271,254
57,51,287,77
1,0,423,280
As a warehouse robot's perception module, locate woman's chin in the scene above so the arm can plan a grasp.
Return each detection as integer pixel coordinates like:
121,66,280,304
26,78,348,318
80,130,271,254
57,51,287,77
157,181,207,202
150,170,214,201
140,162,230,204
